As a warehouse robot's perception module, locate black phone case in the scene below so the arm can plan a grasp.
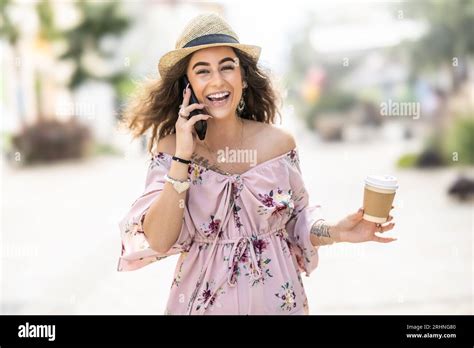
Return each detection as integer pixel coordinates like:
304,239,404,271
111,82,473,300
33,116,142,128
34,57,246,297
180,75,208,140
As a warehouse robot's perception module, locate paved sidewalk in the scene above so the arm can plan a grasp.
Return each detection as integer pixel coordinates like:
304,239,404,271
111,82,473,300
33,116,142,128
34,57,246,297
1,122,472,314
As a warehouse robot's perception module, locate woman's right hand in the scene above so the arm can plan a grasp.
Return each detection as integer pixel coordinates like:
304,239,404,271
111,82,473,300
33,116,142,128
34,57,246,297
174,84,213,159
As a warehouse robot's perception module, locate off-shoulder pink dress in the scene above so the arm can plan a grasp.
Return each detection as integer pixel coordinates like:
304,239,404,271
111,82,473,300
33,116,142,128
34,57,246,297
117,147,324,315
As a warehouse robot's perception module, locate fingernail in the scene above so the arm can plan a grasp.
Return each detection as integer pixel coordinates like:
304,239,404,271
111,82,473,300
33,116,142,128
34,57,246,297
186,83,190,90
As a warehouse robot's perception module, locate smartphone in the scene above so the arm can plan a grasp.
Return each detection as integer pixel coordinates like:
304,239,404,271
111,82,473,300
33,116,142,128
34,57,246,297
180,75,208,140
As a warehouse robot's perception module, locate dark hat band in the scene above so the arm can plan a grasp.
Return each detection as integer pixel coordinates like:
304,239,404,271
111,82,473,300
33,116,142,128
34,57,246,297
183,33,239,48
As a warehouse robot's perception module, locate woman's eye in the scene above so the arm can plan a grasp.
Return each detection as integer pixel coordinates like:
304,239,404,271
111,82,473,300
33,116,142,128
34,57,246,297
196,66,234,74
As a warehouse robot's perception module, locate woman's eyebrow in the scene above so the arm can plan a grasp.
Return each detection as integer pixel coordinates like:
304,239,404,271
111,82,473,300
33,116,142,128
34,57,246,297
192,57,236,70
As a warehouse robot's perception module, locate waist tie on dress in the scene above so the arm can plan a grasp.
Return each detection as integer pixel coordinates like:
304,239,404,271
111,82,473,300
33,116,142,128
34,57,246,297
227,236,262,286
193,227,286,314
186,178,237,315
194,236,262,315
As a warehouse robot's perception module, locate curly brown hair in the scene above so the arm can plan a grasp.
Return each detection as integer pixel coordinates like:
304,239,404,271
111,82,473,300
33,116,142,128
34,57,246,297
120,48,282,155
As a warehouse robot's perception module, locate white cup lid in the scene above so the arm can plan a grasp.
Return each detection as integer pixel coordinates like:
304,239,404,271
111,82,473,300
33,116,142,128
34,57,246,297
365,175,398,190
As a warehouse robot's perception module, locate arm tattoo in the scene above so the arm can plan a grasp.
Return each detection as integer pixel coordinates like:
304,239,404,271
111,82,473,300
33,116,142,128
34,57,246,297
191,154,230,176
310,220,331,238
310,220,335,246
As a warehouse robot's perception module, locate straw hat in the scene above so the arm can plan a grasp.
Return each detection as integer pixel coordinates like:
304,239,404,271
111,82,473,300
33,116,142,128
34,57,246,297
158,13,262,77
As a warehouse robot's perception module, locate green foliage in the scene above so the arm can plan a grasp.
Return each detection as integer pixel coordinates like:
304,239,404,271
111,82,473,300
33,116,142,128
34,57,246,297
397,153,419,168
310,91,357,115
109,72,135,102
397,113,474,168
59,0,131,91
395,0,474,91
36,0,61,41
93,142,121,156
1,131,13,153
400,0,474,61
443,114,474,165
0,0,19,44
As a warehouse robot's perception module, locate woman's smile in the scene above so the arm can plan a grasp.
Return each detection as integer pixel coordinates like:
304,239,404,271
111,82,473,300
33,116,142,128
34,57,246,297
205,91,232,108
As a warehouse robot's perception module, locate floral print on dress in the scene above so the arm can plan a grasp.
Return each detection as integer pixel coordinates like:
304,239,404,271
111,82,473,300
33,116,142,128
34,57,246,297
188,163,206,185
231,178,244,230
118,147,323,314
197,243,210,252
233,204,244,230
171,252,187,289
122,220,149,252
247,236,273,286
150,152,167,170
195,280,225,312
226,235,274,287
293,230,318,266
275,228,291,257
275,281,297,311
227,239,248,286
123,220,144,236
285,149,299,168
257,188,294,218
200,215,222,238
290,187,306,215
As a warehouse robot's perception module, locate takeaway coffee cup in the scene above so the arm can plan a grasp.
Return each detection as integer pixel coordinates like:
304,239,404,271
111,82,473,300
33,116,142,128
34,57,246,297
363,175,398,223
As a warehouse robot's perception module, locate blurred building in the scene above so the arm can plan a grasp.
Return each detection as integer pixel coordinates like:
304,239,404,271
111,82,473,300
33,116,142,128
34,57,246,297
1,1,225,155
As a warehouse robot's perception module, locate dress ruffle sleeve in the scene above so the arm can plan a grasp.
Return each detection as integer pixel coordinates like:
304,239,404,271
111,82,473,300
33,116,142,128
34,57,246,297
117,154,193,272
285,152,325,276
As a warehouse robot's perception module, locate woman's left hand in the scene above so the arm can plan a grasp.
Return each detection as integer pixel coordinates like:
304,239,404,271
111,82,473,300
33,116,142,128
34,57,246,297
333,207,397,243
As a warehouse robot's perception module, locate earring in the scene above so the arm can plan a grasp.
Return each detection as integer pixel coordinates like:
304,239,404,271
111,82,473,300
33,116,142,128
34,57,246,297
237,95,245,114
237,81,247,114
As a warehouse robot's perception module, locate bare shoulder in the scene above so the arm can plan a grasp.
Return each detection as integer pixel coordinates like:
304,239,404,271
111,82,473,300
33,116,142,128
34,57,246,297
154,133,176,156
248,121,296,161
267,124,297,152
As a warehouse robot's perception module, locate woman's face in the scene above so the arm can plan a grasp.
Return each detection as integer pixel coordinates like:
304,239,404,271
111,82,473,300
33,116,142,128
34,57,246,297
186,46,244,119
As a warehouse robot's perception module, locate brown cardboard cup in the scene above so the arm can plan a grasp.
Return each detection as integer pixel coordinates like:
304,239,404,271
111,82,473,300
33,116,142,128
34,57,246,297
363,175,398,223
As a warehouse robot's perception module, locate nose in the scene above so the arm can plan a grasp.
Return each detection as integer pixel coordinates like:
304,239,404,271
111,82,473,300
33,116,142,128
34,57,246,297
208,68,227,88
209,72,224,87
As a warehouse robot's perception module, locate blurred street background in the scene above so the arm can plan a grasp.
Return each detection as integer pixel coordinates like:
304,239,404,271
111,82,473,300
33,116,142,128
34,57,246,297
1,0,473,314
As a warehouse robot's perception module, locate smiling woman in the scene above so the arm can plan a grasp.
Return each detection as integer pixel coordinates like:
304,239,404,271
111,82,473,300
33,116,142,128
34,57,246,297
117,12,396,316
187,49,242,114
121,25,281,155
